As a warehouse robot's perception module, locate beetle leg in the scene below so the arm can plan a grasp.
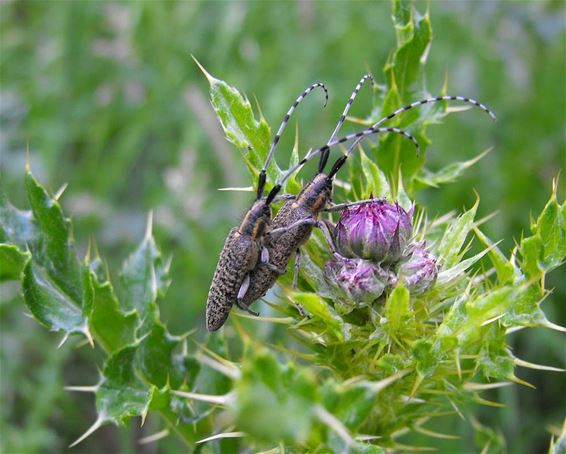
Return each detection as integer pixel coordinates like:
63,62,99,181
316,219,344,258
268,218,317,238
236,275,259,316
290,249,310,318
261,246,269,263
261,247,286,275
271,193,296,202
323,198,385,212
293,248,301,288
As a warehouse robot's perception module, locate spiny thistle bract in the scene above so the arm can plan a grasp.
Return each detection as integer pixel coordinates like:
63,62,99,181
1,1,565,451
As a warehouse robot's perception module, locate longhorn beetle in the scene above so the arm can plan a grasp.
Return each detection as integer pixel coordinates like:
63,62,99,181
206,82,328,331
206,83,420,331
239,80,496,311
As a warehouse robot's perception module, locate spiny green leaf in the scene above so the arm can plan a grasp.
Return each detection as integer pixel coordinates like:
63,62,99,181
412,339,438,378
96,345,153,425
474,228,515,285
120,219,169,333
25,170,83,303
387,0,432,100
135,321,181,389
360,148,391,199
384,284,413,337
235,348,317,444
477,328,514,380
292,292,345,341
0,193,37,247
415,149,491,188
0,244,30,280
195,59,279,190
88,270,137,354
22,259,89,337
321,381,380,431
436,199,478,268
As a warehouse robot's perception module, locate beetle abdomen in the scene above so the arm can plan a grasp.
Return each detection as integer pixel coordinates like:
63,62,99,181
206,228,259,331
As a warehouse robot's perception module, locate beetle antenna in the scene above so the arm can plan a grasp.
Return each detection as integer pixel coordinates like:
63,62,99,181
266,125,419,204
375,95,496,126
256,82,328,200
341,95,496,160
319,74,373,174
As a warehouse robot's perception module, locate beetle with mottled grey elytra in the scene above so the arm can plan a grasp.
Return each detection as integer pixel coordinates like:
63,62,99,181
239,78,496,312
206,79,421,331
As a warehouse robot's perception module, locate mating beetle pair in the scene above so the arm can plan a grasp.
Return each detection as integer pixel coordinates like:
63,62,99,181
206,75,495,331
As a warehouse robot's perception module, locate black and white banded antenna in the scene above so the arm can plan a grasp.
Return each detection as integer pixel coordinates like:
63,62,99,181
342,95,496,158
265,125,420,204
317,74,375,173
256,82,328,200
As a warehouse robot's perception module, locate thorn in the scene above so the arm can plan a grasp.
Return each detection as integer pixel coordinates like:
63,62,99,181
69,416,105,448
474,396,506,408
164,254,173,273
356,434,382,441
392,443,436,452
233,312,294,324
195,352,240,380
65,385,99,393
369,369,410,394
509,375,536,389
57,332,70,349
218,186,254,192
138,429,170,445
464,382,513,391
83,326,95,348
140,407,148,427
480,312,505,327
410,374,423,398
25,142,31,172
191,55,216,83
514,357,565,372
85,237,92,264
541,319,566,333
53,182,68,201
171,390,232,405
448,399,465,420
414,425,459,440
197,431,247,444
144,211,153,241
313,405,354,447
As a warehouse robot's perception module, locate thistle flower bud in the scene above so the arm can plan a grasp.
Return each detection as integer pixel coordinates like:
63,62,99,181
399,243,438,294
335,200,413,264
325,257,397,305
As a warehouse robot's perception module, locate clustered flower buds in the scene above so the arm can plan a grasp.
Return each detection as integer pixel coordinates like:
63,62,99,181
335,200,413,263
325,199,438,308
399,243,438,295
325,257,397,304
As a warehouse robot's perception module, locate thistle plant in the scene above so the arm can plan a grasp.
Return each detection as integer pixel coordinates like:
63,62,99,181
1,1,565,452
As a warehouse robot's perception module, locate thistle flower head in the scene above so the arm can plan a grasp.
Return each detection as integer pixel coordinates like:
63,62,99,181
324,257,397,305
335,200,413,264
399,242,438,294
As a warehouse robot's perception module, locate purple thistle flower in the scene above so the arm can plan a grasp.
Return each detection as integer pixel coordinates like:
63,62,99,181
399,242,438,294
335,200,413,264
325,257,397,305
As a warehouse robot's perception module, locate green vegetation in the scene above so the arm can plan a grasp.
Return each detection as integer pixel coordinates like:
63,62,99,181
1,1,564,453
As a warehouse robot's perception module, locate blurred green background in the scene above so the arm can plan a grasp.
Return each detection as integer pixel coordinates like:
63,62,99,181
1,1,564,453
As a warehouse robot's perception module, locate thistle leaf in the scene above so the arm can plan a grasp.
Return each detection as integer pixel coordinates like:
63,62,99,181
0,244,30,280
436,199,478,268
195,59,280,189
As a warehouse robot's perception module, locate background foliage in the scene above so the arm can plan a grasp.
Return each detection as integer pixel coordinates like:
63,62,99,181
1,1,564,453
